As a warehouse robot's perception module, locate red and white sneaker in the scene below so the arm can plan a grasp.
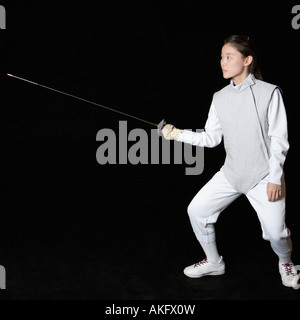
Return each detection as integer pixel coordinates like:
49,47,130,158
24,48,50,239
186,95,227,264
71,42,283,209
279,262,299,288
183,257,225,278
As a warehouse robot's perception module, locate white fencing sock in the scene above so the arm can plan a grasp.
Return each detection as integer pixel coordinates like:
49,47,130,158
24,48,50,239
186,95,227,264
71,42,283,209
270,237,292,264
200,241,221,264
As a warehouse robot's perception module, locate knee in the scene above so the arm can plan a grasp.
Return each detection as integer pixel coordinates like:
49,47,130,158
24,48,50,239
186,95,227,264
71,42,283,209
264,234,282,243
262,227,291,243
187,201,205,220
187,202,199,219
187,203,195,219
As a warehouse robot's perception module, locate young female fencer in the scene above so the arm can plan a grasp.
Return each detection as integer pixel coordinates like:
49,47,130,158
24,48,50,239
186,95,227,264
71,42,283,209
162,35,297,288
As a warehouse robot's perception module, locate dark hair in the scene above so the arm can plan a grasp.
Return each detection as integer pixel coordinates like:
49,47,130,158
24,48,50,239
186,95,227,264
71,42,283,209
224,35,263,80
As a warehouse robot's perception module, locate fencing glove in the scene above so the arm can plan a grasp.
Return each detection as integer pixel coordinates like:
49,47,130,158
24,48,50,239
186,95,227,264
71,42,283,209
161,124,182,140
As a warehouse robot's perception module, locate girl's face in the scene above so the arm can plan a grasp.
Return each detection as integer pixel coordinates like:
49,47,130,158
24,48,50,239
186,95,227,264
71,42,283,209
220,43,252,82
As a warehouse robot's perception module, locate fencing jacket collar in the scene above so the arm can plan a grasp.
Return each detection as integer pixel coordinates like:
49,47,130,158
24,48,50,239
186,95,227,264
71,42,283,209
230,73,255,93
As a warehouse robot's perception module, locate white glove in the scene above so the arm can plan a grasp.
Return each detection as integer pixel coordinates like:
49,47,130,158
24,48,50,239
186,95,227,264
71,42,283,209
161,124,182,140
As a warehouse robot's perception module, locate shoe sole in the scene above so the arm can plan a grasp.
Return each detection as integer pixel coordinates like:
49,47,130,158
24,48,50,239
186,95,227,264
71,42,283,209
183,270,225,278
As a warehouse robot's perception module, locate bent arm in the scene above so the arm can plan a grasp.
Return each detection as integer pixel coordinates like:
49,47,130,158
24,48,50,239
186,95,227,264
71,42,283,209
177,103,223,148
267,89,290,185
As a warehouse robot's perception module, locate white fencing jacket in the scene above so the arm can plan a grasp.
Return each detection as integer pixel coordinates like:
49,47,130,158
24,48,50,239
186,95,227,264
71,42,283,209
177,73,289,193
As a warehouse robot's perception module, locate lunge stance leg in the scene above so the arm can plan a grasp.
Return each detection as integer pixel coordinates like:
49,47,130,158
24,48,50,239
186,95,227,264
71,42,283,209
184,170,240,278
246,175,295,287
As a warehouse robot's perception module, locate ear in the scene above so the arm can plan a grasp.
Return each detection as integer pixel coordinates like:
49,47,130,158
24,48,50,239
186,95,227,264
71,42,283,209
244,55,253,66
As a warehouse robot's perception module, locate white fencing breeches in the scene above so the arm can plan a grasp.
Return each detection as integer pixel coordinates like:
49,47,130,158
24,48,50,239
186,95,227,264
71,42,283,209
187,170,292,260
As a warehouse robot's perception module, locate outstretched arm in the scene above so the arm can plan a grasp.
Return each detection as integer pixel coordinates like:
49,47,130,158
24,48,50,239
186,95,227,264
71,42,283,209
161,103,223,148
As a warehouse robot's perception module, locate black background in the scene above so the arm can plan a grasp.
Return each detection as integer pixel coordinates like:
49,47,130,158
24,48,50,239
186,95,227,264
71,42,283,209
1,1,300,302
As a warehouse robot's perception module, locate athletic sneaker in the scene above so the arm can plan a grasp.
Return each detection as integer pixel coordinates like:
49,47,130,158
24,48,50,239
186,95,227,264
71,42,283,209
279,261,298,288
183,257,225,278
